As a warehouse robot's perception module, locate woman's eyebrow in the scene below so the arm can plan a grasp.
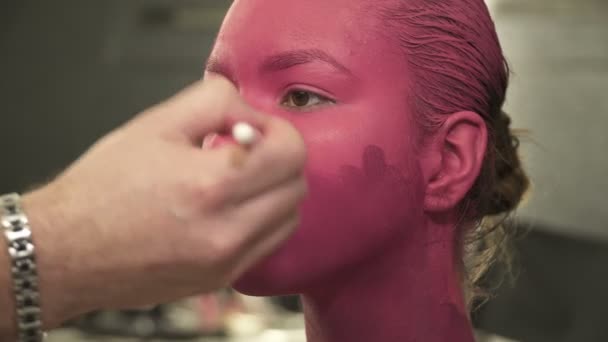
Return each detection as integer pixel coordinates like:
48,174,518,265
205,56,237,85
260,49,353,76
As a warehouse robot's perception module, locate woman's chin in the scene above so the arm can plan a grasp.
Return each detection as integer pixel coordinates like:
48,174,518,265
231,254,307,296
232,269,300,297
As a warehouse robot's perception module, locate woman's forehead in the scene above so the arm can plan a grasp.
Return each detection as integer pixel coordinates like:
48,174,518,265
220,0,378,47
212,0,403,77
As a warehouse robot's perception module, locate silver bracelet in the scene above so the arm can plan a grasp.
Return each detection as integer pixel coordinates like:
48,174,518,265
1,193,45,342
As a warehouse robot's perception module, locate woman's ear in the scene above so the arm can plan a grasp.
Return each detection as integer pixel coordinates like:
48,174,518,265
422,111,488,212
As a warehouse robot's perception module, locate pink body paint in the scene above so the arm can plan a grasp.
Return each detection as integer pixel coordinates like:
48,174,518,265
204,0,488,340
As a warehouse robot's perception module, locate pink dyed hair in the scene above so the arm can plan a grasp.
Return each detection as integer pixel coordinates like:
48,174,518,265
378,0,529,305
379,0,508,130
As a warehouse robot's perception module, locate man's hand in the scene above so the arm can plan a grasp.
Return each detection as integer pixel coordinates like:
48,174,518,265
20,75,307,328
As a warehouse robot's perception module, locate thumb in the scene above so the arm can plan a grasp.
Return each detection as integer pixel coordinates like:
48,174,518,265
143,74,268,144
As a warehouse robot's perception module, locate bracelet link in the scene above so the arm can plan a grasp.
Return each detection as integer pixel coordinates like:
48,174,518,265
8,240,36,260
12,258,37,276
2,213,29,230
1,193,45,341
6,229,32,245
15,290,41,308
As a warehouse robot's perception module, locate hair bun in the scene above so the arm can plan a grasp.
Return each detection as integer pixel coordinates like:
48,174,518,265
486,111,530,216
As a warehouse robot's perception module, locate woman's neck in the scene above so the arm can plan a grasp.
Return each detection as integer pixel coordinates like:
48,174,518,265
300,219,474,342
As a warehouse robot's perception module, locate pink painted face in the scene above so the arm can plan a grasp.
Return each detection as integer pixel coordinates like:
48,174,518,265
207,0,426,295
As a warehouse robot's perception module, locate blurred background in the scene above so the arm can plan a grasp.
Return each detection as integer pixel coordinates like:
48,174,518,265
1,0,607,341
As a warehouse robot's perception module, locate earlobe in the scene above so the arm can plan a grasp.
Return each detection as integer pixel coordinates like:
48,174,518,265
423,111,488,212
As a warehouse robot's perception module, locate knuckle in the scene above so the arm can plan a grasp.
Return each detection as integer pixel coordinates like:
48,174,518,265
283,135,308,172
202,182,231,210
285,213,301,234
266,142,307,177
266,119,307,170
206,74,238,93
286,178,308,205
292,211,302,225
183,177,233,212
208,234,243,273
296,178,309,199
208,80,241,109
207,236,233,262
258,148,283,172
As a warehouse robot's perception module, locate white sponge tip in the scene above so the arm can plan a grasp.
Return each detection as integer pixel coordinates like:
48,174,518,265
232,122,258,146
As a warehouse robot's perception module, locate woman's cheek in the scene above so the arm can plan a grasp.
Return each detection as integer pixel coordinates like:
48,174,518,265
298,125,377,174
295,144,423,267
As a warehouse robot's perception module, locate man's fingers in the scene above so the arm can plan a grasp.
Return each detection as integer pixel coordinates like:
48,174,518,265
177,75,266,143
235,176,307,239
187,176,305,281
141,75,268,144
224,177,306,278
217,116,308,205
228,213,300,282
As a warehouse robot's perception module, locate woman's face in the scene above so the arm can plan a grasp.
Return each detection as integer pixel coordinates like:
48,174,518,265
207,0,426,295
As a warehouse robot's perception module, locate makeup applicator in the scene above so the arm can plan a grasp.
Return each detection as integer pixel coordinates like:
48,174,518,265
230,122,260,167
232,122,259,146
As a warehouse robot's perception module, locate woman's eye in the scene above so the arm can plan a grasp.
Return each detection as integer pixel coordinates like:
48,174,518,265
281,90,333,110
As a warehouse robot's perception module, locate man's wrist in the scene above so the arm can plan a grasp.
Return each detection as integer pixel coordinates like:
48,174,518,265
0,193,49,341
20,187,87,330
0,240,18,340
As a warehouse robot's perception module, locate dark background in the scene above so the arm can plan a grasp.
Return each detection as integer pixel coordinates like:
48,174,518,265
0,0,227,193
1,1,607,341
